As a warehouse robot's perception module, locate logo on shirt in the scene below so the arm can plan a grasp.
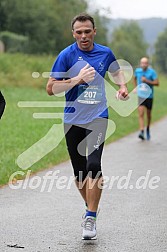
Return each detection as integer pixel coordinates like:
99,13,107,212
98,61,104,72
78,56,83,61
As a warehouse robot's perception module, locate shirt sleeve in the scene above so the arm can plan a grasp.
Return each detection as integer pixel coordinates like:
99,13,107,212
108,49,120,73
152,69,158,80
50,51,69,80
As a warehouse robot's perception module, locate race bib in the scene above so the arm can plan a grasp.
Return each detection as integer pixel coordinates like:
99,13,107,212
137,83,152,98
77,84,102,104
139,83,149,91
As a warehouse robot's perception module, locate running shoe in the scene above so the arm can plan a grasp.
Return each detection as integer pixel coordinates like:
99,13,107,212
146,127,151,140
138,131,145,140
82,216,97,240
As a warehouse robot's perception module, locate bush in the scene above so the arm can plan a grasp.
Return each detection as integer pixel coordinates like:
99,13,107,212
0,31,29,53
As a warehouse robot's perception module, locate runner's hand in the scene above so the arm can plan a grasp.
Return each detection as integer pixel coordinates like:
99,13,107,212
116,85,129,100
77,64,95,84
141,76,147,82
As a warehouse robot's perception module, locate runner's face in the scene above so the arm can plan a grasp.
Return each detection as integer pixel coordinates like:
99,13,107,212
72,20,96,51
140,59,149,70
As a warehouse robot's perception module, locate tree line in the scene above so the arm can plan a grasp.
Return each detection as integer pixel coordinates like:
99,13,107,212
0,0,166,72
110,21,167,72
0,0,107,54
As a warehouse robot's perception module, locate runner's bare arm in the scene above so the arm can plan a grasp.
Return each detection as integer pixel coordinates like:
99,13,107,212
111,69,128,98
133,76,137,87
46,77,80,95
46,64,95,95
111,69,126,86
141,77,159,86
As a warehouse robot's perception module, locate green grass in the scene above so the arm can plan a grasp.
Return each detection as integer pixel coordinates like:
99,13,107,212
0,53,54,88
0,53,167,186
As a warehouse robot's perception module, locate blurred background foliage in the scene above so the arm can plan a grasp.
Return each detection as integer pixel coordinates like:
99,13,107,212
0,0,167,71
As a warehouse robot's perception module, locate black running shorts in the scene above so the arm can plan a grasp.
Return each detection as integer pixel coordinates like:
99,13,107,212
64,117,108,182
138,97,153,110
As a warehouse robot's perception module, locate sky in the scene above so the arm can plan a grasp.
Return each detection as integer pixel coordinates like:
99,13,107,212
88,0,167,19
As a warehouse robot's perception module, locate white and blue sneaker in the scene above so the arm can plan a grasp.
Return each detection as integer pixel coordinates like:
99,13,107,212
82,216,97,240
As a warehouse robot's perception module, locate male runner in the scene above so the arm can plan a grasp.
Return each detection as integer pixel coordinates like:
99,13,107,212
46,13,128,240
134,57,159,140
0,91,5,119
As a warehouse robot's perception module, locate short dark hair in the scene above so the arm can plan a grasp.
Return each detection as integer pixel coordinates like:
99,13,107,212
71,13,95,30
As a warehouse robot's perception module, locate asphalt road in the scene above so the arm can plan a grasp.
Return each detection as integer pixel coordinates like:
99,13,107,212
0,117,167,252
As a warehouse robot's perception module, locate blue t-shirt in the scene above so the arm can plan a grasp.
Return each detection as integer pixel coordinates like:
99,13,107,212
134,67,158,99
50,42,118,124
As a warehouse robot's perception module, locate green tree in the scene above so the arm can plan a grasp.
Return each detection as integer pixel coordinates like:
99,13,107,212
110,22,148,66
154,27,167,73
0,0,56,53
0,0,88,54
92,11,108,45
0,0,8,30
0,0,109,54
49,0,88,53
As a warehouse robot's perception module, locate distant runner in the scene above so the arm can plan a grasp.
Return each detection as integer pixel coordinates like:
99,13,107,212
134,57,159,140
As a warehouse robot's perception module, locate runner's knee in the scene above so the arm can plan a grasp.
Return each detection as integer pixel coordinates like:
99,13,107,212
74,169,88,182
87,161,102,179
